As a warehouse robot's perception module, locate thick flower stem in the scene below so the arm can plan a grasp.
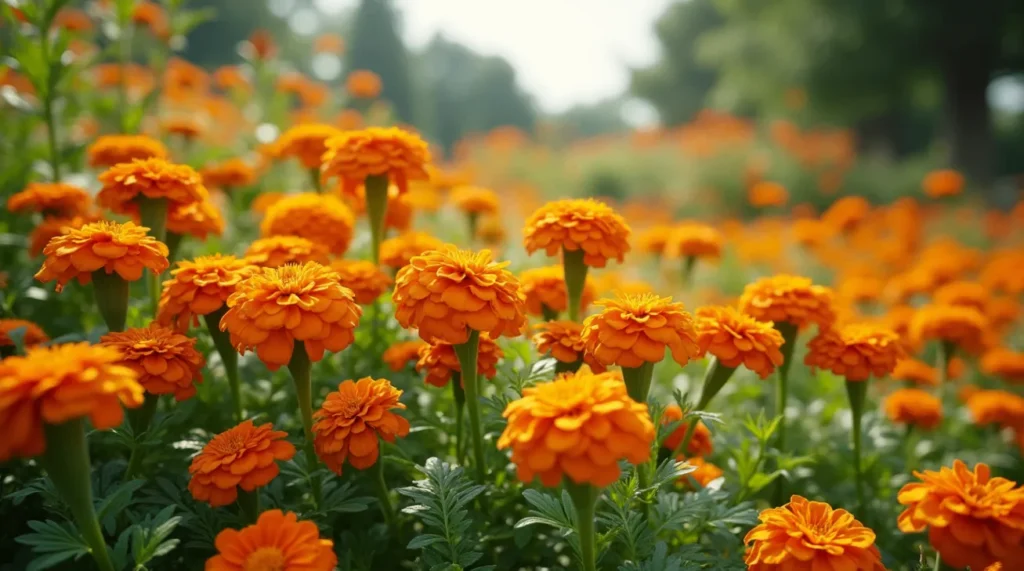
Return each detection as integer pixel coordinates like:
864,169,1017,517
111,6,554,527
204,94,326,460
935,340,955,401
565,481,598,571
555,359,583,375
166,232,184,263
41,420,116,571
288,342,322,508
467,212,479,242
541,304,559,322
771,322,799,506
621,361,655,404
204,309,242,423
451,374,466,465
845,379,868,513
309,168,322,193
681,255,696,287
138,197,169,319
370,455,399,538
932,553,942,571
91,272,129,333
365,174,390,265
454,330,487,483
672,360,736,459
124,395,160,479
236,488,260,524
562,249,589,323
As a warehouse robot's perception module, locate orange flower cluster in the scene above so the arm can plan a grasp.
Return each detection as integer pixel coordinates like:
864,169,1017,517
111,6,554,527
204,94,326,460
523,199,631,268
330,260,393,304
519,265,595,317
450,186,500,216
380,231,444,270
981,348,1024,383
883,388,942,429
922,168,965,198
188,420,296,507
99,325,204,401
661,404,713,456
312,377,410,474
532,321,604,372
157,255,253,330
636,225,672,256
272,123,341,169
909,303,988,351
382,340,427,372
738,275,836,329
663,222,723,260
206,510,337,571
97,158,204,215
0,319,49,348
694,306,784,379
582,293,699,369
321,127,431,195
805,323,903,381
260,193,355,256
8,182,92,217
345,69,382,99
35,221,169,292
416,335,503,387
86,134,167,167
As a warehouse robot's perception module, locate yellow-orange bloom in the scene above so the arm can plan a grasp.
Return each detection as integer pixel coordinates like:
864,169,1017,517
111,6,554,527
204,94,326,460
933,280,991,313
680,457,724,488
909,303,988,351
416,335,503,388
272,123,341,169
99,325,204,401
260,193,355,256
523,199,631,268
380,231,444,271
694,306,784,379
200,158,256,189
166,198,225,240
34,220,169,292
393,245,526,344
922,168,965,198
449,186,500,216
250,191,284,216
748,181,789,208
966,390,1024,429
0,319,49,348
891,358,939,386
382,340,427,372
188,420,295,507
661,404,713,456
636,225,673,256
321,127,431,196
532,321,605,372
519,265,595,317
329,259,393,304
244,235,330,268
897,460,1024,570
981,251,1024,296
86,134,167,168
97,158,205,215
0,343,144,462
312,377,410,474
29,214,103,257
498,369,655,487
663,222,723,260
804,323,904,381
205,510,336,571
981,348,1024,384
156,255,253,331
345,69,382,99
581,293,699,369
8,183,92,217
883,388,942,429
738,275,836,329
220,263,361,371
745,495,885,571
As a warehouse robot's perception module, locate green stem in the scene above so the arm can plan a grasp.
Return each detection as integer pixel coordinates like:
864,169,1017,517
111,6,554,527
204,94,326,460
467,212,479,242
451,374,466,465
846,379,868,513
564,481,598,571
138,197,168,319
91,271,129,333
204,309,242,423
932,552,942,571
453,330,486,483
287,341,322,508
236,488,260,524
695,357,736,411
41,420,116,571
621,361,655,404
370,455,398,537
936,340,954,401
124,395,159,479
554,359,583,375
166,232,184,263
42,97,61,181
562,248,588,323
771,322,799,506
365,174,389,266
681,255,696,287
310,168,322,193
541,304,559,322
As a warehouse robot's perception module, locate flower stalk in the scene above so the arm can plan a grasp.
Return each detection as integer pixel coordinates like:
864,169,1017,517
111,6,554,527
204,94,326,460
124,395,160,479
453,330,487,483
236,488,260,524
845,379,868,512
138,197,168,318
451,373,466,465
673,358,736,458
287,341,322,508
204,309,243,423
365,174,389,265
562,249,588,323
370,455,398,537
91,271,130,332
565,481,598,571
774,322,800,455
621,361,655,404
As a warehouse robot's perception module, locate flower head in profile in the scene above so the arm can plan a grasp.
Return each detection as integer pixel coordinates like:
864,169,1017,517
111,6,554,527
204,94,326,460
35,220,169,292
883,388,942,430
661,404,713,456
909,303,988,351
520,265,596,318
166,197,225,240
250,191,284,216
748,181,789,208
380,231,444,271
745,495,885,571
636,225,673,256
97,158,205,215
663,222,723,260
199,158,256,189
449,185,500,216
156,255,253,331
100,325,204,401
260,192,355,256
330,260,393,304
0,319,49,349
982,348,1024,384
205,510,337,571
523,198,631,268
981,251,1024,296
8,183,92,217
498,369,655,487
581,293,699,369
416,335,503,388
393,245,526,344
272,123,341,169
966,390,1024,429
892,358,939,386
933,280,991,313
532,321,605,372
897,460,1024,570
188,420,295,507
29,214,103,257
312,377,410,474
738,275,836,330
87,134,167,168
382,340,427,372
0,343,144,462
244,235,330,268
694,306,784,379
805,323,904,381
922,168,965,198
321,127,431,196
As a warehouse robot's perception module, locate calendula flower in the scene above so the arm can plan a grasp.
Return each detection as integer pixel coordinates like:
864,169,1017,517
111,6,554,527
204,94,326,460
745,495,885,571
450,186,500,216
29,214,103,257
34,220,169,292
680,457,724,488
393,245,526,344
910,304,988,351
97,158,205,215
166,198,225,240
200,158,256,189
188,420,296,507
523,198,631,268
532,321,605,373
738,275,836,329
0,343,144,461
345,69,382,98
312,377,410,474
981,348,1024,383
933,280,991,313
520,266,596,318
966,390,1024,428
748,181,789,208
0,319,49,348
498,369,655,487
321,127,431,196
892,358,939,386
244,235,330,268
272,123,341,169
220,262,362,371
260,193,355,256
205,510,337,571
663,222,723,260
883,388,942,430
805,323,904,381
329,260,393,304
99,325,204,401
7,182,92,217
380,231,443,271
382,340,427,372
416,335,503,388
694,306,784,379
661,404,713,456
581,293,699,369
898,460,1024,570
156,255,253,331
922,169,965,198
86,134,167,168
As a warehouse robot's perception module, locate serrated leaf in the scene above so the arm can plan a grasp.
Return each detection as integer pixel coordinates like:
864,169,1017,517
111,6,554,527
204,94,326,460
407,534,446,549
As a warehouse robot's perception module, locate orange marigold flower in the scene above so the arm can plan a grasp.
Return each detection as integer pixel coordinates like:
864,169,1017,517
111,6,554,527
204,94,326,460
680,456,724,488
694,306,784,379
0,343,144,461
581,293,699,369
312,377,410,474
7,182,92,217
157,255,253,330
100,325,204,401
167,198,224,240
663,222,723,260
922,168,965,198
213,65,250,92
188,420,295,507
738,274,836,329
821,195,871,234
205,510,336,571
345,69,382,99
892,358,939,386
966,390,1024,428
748,180,789,208
910,303,988,351
382,340,427,372
35,220,169,292
523,199,631,268
273,123,341,169
988,296,1020,331
981,347,1024,384
200,158,256,189
746,495,885,571
329,259,393,304
661,403,712,456
86,135,167,168
131,1,168,37
321,127,431,196
220,262,362,371
520,265,595,317
250,191,284,216
28,214,102,257
245,236,330,269
981,251,1024,296
497,369,655,487
97,158,205,215
532,321,605,372
380,231,443,271
53,8,93,32
476,214,506,245
393,245,526,344
0,319,49,348
416,335,503,388
260,193,355,256
636,225,673,256
313,33,345,54
933,280,991,313
804,323,904,381
449,185,500,216
897,460,1024,570
883,388,942,430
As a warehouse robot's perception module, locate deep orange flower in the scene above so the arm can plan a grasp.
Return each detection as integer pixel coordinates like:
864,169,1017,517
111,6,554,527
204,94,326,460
532,320,605,372
313,33,345,54
329,260,393,304
86,135,168,168
661,404,713,456
680,456,724,488
738,275,836,329
966,390,1024,429
694,306,784,379
167,198,225,240
449,186,500,216
416,335,503,387
247,29,277,60
272,123,341,169
393,245,526,344
53,8,93,32
498,369,655,487
220,262,362,371
8,183,92,217
188,420,295,507
245,236,330,269
162,116,204,140
821,195,870,234
312,377,410,474
260,193,355,256
883,388,942,429
922,169,965,198
748,181,789,208
100,325,204,401
581,293,699,369
97,158,205,215
250,192,284,216
519,265,595,317
804,323,904,381
213,65,250,92
162,58,209,99
206,510,336,571
380,231,444,271
981,348,1024,384
0,319,49,348
987,296,1020,332
746,495,885,571
636,225,673,256
131,1,168,37
28,214,102,257
345,69,382,99
35,221,169,292
891,358,938,386
523,199,631,268
933,280,991,313
382,340,427,372
0,343,144,462
321,127,431,196
200,158,256,189
898,460,1024,570
664,222,723,260
156,255,253,330
910,303,988,351
981,251,1024,296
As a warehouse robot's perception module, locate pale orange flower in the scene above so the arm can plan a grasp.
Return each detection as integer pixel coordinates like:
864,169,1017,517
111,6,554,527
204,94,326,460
532,321,605,372
312,377,410,474
245,236,330,268
380,231,444,271
805,323,904,381
97,158,205,215
200,158,256,189
680,457,724,488
416,335,503,388
891,358,938,386
909,304,988,352
581,293,699,369
188,420,295,507
883,388,942,429
321,127,431,196
166,197,224,240
523,199,631,268
663,222,723,260
7,183,92,217
694,306,784,379
260,193,355,256
329,260,393,304
35,221,169,292
205,510,336,571
273,123,342,169
382,340,427,372
748,181,789,208
449,186,500,216
345,69,382,99
100,325,204,401
86,135,167,168
519,265,596,318
922,169,965,198
981,348,1024,384
738,275,836,330
156,255,254,331
661,404,712,456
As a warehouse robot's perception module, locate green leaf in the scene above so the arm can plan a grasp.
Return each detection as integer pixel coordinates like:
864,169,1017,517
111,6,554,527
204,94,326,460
96,479,146,535
15,520,90,571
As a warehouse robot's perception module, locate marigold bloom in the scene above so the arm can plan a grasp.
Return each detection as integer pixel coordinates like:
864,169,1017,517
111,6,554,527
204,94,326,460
382,340,427,372
821,195,871,234
97,158,205,215
498,369,655,487
805,323,904,381
581,293,699,369
981,251,1024,295
519,265,595,318
532,321,605,372
380,231,443,270
99,325,204,401
910,303,988,351
313,33,345,54
636,225,673,256
898,460,1024,569
206,510,336,571
748,180,789,208
416,335,503,388
981,348,1024,384
0,343,144,461
523,199,631,268
663,223,723,260
220,262,362,371
28,214,102,257
131,1,168,37
892,358,939,386
260,193,355,256
661,404,712,456
449,186,500,216
312,377,410,474
0,319,49,348
922,169,965,198
694,306,784,379
272,123,341,169
200,158,256,189
35,221,169,292
156,255,253,330
250,192,284,216
966,390,1024,428
321,127,431,196
167,198,225,240
738,275,836,329
8,183,92,217
933,280,991,313
188,420,295,507
329,260,393,304
86,135,168,168
745,495,885,571
393,245,526,344
680,456,724,488
345,69,382,99
243,236,330,269
883,388,942,429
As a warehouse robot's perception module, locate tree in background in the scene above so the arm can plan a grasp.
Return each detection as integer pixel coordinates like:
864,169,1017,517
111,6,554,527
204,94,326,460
345,0,415,123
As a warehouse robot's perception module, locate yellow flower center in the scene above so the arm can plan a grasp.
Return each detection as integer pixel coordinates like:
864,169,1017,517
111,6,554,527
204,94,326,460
243,547,286,571
339,397,362,418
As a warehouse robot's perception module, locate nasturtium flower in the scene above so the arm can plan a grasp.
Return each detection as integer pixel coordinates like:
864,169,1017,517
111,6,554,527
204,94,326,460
321,127,431,196
205,510,337,571
416,335,503,388
87,134,168,168
738,274,836,330
100,325,204,401
312,377,410,474
694,306,784,379
7,182,92,217
260,192,355,256
97,158,205,215
188,420,296,507
329,259,393,304
804,323,904,381
35,220,169,292
523,198,631,268
581,293,699,369
883,388,942,430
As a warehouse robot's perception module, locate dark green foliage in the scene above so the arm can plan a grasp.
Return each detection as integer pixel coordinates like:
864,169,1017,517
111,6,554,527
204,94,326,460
345,0,415,122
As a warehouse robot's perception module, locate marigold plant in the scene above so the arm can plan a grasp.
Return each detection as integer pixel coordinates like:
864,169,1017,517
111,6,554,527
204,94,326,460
99,325,205,401
312,377,411,474
260,192,355,256
523,198,631,268
188,419,296,507
379,230,444,271
581,293,699,369
532,320,605,373
156,254,253,330
883,388,942,430
661,404,713,456
0,319,49,348
206,510,337,571
415,335,503,387
694,306,784,379
272,123,341,169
